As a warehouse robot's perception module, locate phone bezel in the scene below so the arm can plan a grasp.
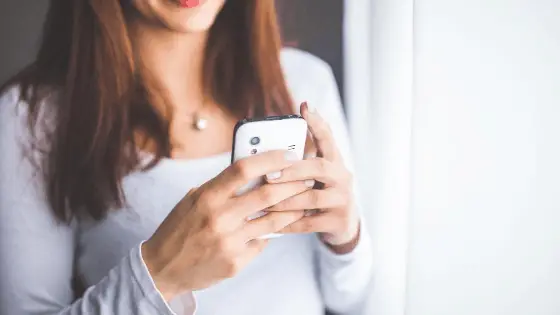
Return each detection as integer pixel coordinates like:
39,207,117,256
230,114,304,164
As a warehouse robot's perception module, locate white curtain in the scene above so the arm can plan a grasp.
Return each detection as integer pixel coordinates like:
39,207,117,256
345,1,560,315
344,1,414,315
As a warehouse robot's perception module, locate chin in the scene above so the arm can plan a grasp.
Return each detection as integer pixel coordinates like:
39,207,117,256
172,15,218,33
137,0,225,34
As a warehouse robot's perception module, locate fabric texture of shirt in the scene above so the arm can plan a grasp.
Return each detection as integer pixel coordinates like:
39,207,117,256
0,48,373,315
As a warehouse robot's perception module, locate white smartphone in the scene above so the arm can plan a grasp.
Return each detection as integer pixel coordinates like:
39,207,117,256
231,115,308,238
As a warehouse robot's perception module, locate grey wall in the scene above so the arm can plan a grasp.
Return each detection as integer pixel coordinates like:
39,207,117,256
278,0,345,103
0,1,48,84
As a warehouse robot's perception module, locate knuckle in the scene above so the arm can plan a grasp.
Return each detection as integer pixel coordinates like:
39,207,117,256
309,190,321,206
317,159,329,174
329,190,349,208
339,194,350,207
342,191,353,206
331,190,346,206
232,159,252,180
266,203,281,213
207,214,227,234
268,214,286,232
338,216,353,233
258,185,276,205
266,215,279,231
186,187,199,197
341,214,352,227
215,236,234,254
223,259,239,278
196,190,215,209
302,219,315,232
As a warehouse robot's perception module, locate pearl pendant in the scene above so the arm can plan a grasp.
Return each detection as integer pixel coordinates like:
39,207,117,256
194,116,208,131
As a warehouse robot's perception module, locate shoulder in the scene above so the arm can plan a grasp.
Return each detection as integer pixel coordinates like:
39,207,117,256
0,85,30,141
0,85,25,118
0,84,55,155
280,47,335,82
280,48,340,109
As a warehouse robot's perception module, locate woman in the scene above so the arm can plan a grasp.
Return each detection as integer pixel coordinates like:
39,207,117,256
0,0,373,314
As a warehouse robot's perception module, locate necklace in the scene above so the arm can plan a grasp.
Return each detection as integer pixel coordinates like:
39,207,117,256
188,97,210,131
192,112,208,131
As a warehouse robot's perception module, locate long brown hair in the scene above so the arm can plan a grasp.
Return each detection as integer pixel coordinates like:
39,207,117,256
0,0,295,223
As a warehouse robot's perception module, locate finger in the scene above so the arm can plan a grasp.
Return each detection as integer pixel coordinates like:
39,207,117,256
265,158,344,187
266,188,347,213
206,150,300,197
304,132,317,158
244,238,269,253
241,210,306,240
277,212,338,235
300,102,339,161
232,181,314,218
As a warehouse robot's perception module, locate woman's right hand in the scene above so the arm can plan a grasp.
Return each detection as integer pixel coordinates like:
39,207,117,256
141,150,310,301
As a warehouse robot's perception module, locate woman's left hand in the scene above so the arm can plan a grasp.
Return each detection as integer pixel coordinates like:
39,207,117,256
265,102,361,254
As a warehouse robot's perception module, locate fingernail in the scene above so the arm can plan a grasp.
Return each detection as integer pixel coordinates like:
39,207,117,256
298,102,305,115
285,151,299,161
305,179,315,188
304,153,317,160
266,171,282,181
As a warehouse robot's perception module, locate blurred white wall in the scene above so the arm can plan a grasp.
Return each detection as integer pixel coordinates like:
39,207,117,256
408,1,560,314
347,0,560,314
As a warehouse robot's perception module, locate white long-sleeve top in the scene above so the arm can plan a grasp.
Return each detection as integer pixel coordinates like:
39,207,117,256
0,48,373,315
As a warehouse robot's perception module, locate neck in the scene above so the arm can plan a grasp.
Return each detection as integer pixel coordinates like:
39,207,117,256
129,20,209,117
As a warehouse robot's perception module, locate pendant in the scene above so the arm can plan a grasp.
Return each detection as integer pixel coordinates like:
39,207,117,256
194,116,208,131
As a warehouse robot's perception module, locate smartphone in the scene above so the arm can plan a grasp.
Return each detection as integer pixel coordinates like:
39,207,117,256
231,115,308,238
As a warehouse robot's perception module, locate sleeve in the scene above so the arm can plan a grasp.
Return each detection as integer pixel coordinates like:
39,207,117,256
309,64,375,314
0,88,190,315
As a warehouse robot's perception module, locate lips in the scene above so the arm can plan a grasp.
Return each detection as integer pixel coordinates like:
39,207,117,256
180,0,200,8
